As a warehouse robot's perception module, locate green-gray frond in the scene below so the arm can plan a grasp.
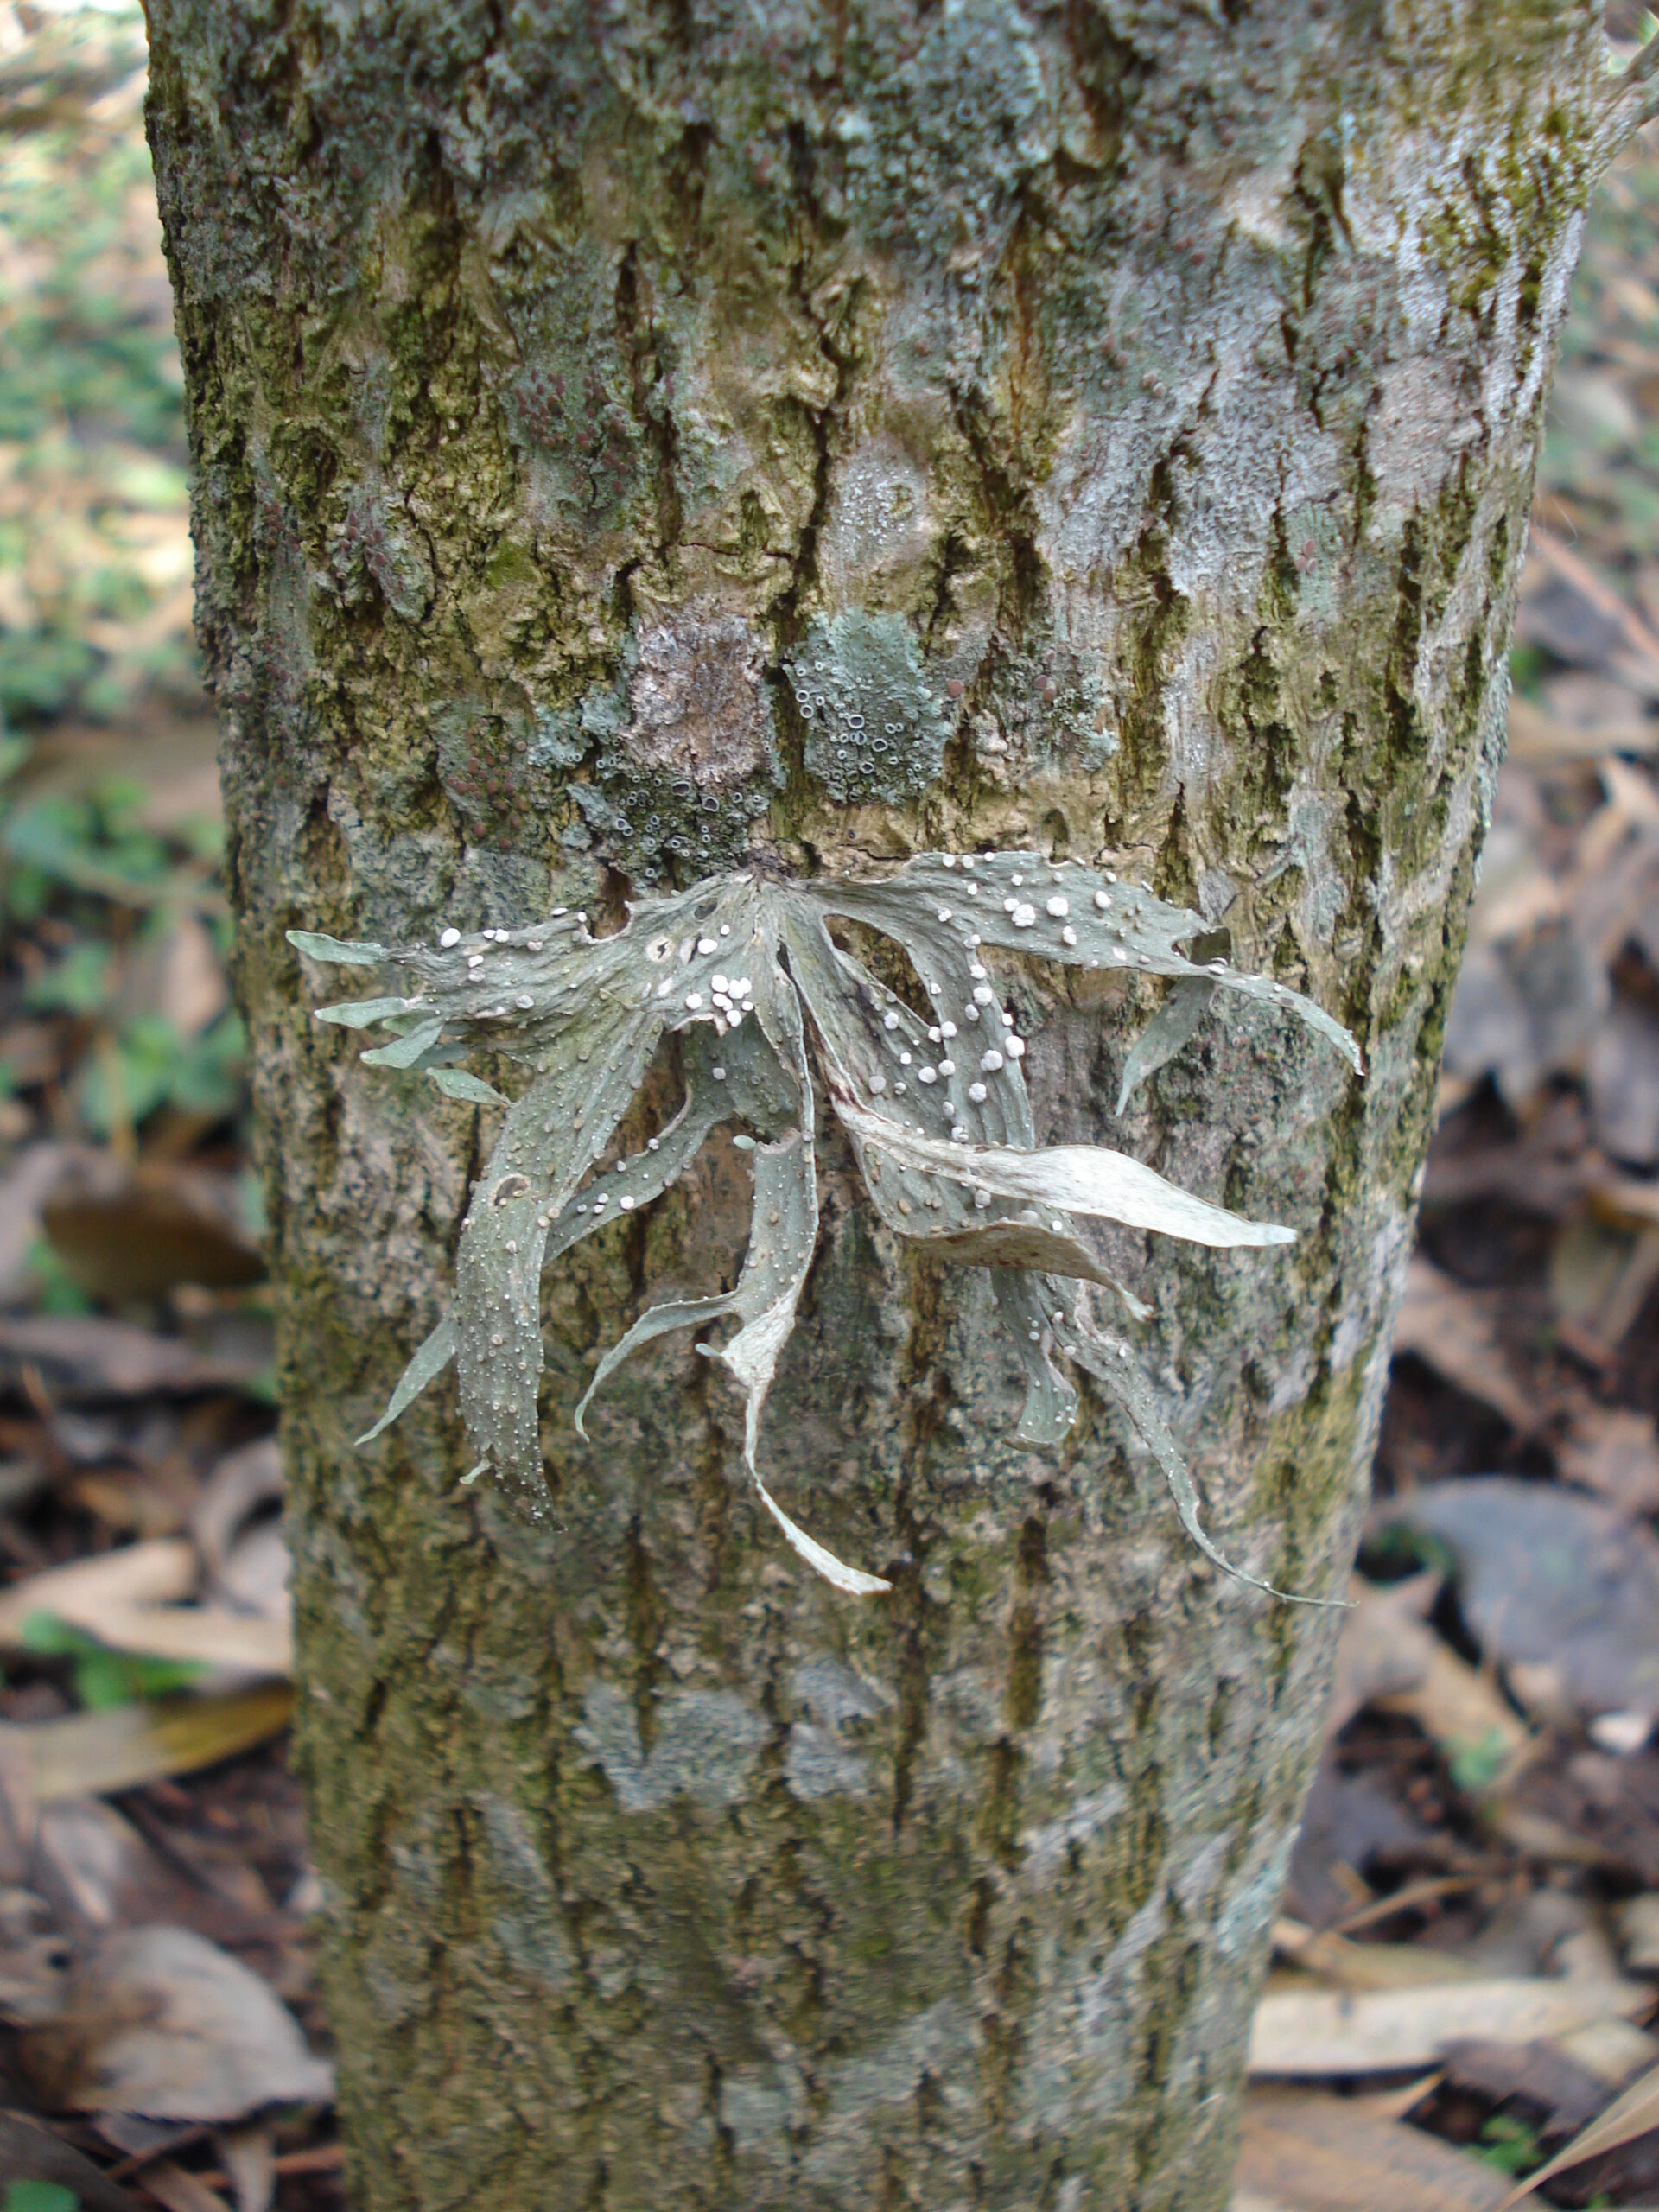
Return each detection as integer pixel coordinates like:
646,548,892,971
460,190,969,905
288,850,1359,1603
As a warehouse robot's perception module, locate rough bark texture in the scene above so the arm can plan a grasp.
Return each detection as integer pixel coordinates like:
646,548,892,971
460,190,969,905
143,3,1621,2204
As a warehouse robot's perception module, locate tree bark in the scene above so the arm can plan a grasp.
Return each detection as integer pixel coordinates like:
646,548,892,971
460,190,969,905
144,3,1623,2204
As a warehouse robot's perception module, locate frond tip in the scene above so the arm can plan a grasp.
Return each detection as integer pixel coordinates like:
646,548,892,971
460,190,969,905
289,852,1361,1602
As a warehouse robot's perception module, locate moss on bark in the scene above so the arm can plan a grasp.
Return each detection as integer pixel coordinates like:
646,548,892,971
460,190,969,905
143,0,1621,2202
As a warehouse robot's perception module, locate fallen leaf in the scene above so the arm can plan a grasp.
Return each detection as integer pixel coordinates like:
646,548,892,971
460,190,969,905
1379,1478,1659,1725
131,2165,230,2212
1557,2013,1659,2087
1284,1765,1446,1929
1559,1404,1659,1517
1618,1895,1659,1972
1274,1919,1488,1993
0,1535,289,1675
1325,1573,1440,1738
1589,998,1659,1166
1330,1576,1529,1777
1249,1974,1648,2076
1440,2037,1616,2137
1441,927,1607,1111
213,2120,276,2212
0,1688,292,1821
0,2111,142,2210
1507,689,1659,764
0,1144,78,1303
18,1923,333,2122
0,1538,197,1643
148,914,229,1036
0,1316,268,1400
1497,1748,1659,1883
1555,1223,1659,1365
1233,2088,1510,2209
1498,2056,1659,2205
1391,1260,1539,1433
41,1161,263,1300
192,1439,288,1624
1525,525,1659,696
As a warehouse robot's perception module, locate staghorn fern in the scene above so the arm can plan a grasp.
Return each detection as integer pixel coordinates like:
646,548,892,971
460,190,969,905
289,852,1361,1599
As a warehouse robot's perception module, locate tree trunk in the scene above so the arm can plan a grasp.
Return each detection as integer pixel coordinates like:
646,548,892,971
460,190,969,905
143,3,1626,2204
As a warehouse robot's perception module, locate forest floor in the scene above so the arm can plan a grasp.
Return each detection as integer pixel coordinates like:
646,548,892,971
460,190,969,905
5,5,1659,2209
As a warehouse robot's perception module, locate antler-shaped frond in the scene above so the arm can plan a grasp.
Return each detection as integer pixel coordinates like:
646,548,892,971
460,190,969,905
289,848,1358,1601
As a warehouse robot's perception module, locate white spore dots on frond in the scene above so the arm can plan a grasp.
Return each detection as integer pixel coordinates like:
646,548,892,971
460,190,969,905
290,848,1361,1605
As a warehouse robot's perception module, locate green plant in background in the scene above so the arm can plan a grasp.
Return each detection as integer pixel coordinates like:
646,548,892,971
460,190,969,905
295,851,1361,1597
2,778,184,917
0,5,197,734
4,2182,81,2212
1475,2111,1546,2177
17,1611,202,1710
0,765,242,1141
75,1007,245,1137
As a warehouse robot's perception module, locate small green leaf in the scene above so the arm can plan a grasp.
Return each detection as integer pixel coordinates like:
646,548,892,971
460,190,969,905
358,1313,458,1444
427,1065,510,1105
315,995,418,1029
1116,976,1216,1115
285,928,388,966
360,1018,445,1068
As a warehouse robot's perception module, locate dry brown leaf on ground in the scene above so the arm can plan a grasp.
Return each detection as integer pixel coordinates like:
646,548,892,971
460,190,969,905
16,1921,333,2121
1274,1919,1489,1993
192,1438,289,1627
140,911,230,1036
1559,1403,1659,1516
1324,1573,1440,1738
135,2163,232,2212
1391,1259,1541,1432
1440,2037,1621,2138
0,1533,291,1674
0,1141,80,1301
0,1313,268,1399
1619,1894,1659,1971
1248,1974,1648,2076
6,1795,161,1930
41,1158,264,1300
211,2120,277,2212
1375,1637,1530,1776
1231,2088,1510,2211
1282,1765,1451,1929
1379,1478,1659,1726
0,2108,143,2209
1328,1574,1531,1777
1592,1166,1659,1229
1494,1748,1659,1882
1507,690,1659,762
1498,2056,1659,2204
0,1686,292,1821
0,1536,198,1639
1523,525,1659,696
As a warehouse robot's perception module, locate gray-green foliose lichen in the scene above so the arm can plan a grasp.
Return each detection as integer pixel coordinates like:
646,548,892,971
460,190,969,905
531,611,784,880
290,852,1360,1597
785,613,952,806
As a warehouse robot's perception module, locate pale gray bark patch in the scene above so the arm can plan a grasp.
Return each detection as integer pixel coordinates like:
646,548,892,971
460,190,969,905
576,1682,771,1813
1020,1782,1130,1881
